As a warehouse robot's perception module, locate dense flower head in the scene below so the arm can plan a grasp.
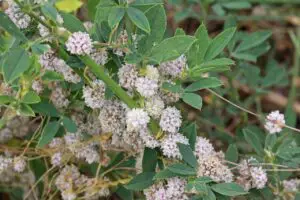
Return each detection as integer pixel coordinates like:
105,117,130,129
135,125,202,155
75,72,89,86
161,133,189,159
50,85,70,109
126,108,150,132
99,100,127,136
264,110,285,134
139,128,160,149
159,107,182,133
13,156,26,172
250,166,268,189
236,158,268,191
159,55,187,78
135,77,158,98
144,178,188,200
145,65,160,82
83,79,106,109
145,96,165,119
90,48,108,65
283,179,300,192
118,64,138,91
0,155,12,173
5,0,31,29
194,136,215,159
66,32,93,55
197,155,233,183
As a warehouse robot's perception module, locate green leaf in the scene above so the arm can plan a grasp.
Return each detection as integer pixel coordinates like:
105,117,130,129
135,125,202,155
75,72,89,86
211,183,247,197
125,172,155,191
131,0,163,6
225,144,238,163
41,3,59,22
17,104,35,117
127,7,150,33
187,23,210,66
185,77,223,92
142,148,157,172
38,121,60,147
243,128,264,156
182,123,197,150
21,91,41,104
204,27,236,61
87,0,100,20
0,12,27,41
60,12,86,32
31,101,60,117
116,186,133,200
161,82,182,93
0,95,15,105
149,35,196,63
200,58,235,68
31,44,50,55
235,30,272,52
154,169,178,180
3,48,30,83
108,7,125,28
137,5,166,54
265,134,277,150
62,116,77,133
222,2,251,10
168,163,196,176
182,93,202,110
42,71,64,81
231,52,257,62
203,188,217,200
178,143,197,168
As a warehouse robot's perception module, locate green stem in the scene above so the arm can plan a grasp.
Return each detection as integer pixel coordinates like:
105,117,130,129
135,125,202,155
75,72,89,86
80,56,137,108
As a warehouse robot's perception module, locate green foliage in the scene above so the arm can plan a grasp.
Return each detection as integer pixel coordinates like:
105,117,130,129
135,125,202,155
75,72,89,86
125,172,155,191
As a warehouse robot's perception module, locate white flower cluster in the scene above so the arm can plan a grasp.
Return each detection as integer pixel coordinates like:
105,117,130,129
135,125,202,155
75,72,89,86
264,110,285,134
66,32,93,55
50,85,70,109
126,108,150,132
13,156,26,172
83,79,106,109
194,136,233,183
39,50,81,84
0,116,30,143
5,0,31,29
48,132,100,165
159,107,182,133
118,64,139,91
0,155,26,173
0,155,12,173
161,133,189,159
144,177,188,200
283,179,300,192
32,79,44,94
159,55,187,78
90,48,108,65
135,77,158,98
236,158,268,191
55,165,110,200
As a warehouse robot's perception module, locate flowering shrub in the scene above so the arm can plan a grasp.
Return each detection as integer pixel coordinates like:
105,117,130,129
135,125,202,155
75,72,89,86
0,0,300,199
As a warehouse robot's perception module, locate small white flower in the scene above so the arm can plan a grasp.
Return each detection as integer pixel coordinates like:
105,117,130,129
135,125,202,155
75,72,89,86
145,65,160,82
159,107,182,133
50,86,69,109
194,136,215,159
32,80,44,94
51,152,62,167
0,156,12,173
118,64,138,91
135,77,158,98
90,48,108,65
5,1,31,29
13,156,26,172
250,166,267,189
140,129,160,149
126,109,150,132
283,179,300,192
66,32,93,55
159,55,187,78
264,110,285,134
83,80,106,109
160,133,189,159
61,190,77,200
145,96,165,119
99,100,127,136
